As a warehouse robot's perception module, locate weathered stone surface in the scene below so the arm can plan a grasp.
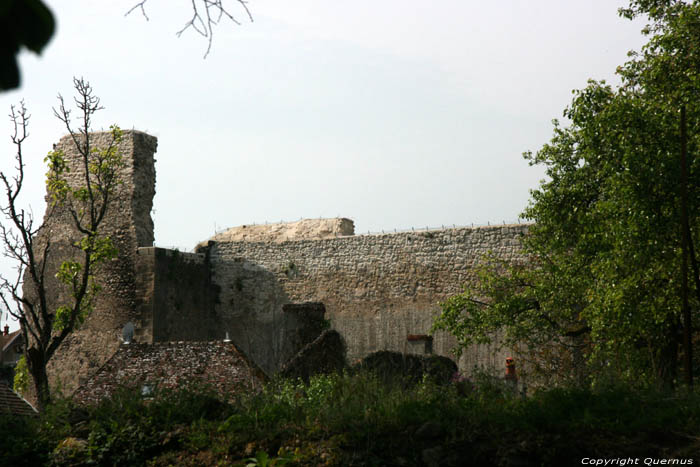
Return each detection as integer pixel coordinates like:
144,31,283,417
31,132,286,404
197,218,355,248
24,127,533,408
187,249,310,375
279,330,347,382
26,131,157,399
134,247,220,344
203,224,528,374
282,302,328,352
72,341,265,405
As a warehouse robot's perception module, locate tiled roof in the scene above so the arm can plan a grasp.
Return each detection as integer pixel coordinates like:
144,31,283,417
1,330,21,353
0,384,37,417
72,341,267,405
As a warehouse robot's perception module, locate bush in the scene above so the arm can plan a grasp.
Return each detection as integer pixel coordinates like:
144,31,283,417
354,350,457,387
0,414,48,467
4,372,700,465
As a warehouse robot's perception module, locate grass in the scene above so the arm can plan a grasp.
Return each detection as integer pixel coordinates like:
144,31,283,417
2,371,699,466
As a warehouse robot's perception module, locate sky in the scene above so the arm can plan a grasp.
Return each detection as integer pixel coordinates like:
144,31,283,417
1,1,647,329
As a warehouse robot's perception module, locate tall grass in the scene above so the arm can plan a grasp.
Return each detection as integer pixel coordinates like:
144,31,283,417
2,371,698,466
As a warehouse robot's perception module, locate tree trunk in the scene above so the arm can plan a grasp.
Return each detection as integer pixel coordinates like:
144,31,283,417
657,322,679,390
680,104,693,387
27,347,50,412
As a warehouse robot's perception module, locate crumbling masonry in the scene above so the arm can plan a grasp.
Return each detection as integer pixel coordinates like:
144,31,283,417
30,131,528,396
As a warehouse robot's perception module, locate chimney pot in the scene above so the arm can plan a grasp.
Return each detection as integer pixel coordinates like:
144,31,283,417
3,325,8,336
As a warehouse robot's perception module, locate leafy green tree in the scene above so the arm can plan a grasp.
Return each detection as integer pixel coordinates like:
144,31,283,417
0,78,123,409
433,1,700,388
620,0,700,387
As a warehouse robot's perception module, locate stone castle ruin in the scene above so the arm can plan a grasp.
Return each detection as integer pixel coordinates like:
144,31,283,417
32,131,529,397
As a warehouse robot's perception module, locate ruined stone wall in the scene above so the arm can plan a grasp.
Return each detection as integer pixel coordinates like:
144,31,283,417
134,247,220,343
190,250,314,375
28,129,532,401
199,218,355,247
31,131,157,396
205,224,529,373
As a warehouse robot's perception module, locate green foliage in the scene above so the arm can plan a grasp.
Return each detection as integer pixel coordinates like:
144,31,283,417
0,414,48,467
91,125,125,170
84,420,160,465
147,384,232,427
433,1,700,388
13,354,28,393
78,235,118,266
245,448,298,467
55,261,81,287
44,149,69,203
282,261,298,278
355,350,457,388
47,125,122,335
52,275,104,332
3,374,700,464
52,305,73,331
39,385,235,465
3,80,127,410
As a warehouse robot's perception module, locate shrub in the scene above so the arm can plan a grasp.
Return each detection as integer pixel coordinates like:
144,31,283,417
5,371,700,465
0,414,48,467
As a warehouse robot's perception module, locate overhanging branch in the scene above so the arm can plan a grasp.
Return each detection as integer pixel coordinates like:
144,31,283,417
126,0,254,57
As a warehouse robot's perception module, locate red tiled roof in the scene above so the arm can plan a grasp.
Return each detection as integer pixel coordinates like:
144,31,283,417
0,384,37,417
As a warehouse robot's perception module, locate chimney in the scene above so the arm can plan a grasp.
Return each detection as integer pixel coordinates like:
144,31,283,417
3,325,8,336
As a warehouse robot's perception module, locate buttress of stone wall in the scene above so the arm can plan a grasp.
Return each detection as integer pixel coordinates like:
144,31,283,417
24,131,157,397
204,224,529,375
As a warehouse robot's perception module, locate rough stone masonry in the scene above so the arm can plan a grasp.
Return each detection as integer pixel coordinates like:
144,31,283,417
29,131,529,398
198,220,529,373
26,130,157,396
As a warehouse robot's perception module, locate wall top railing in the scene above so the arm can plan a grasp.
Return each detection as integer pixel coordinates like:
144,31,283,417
152,217,532,252
354,220,530,237
210,216,530,236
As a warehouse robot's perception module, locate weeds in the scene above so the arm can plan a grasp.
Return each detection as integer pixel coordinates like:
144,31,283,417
2,372,699,466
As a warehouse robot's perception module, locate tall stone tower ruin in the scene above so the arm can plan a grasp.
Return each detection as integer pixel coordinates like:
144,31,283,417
30,130,157,395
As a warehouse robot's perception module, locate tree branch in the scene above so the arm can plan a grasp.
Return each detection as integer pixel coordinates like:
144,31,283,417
127,0,253,58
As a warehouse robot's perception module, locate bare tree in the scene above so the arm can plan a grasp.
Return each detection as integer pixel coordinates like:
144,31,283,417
127,0,254,57
0,78,124,410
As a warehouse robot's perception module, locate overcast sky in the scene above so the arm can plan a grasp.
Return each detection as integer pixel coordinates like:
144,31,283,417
1,1,646,328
